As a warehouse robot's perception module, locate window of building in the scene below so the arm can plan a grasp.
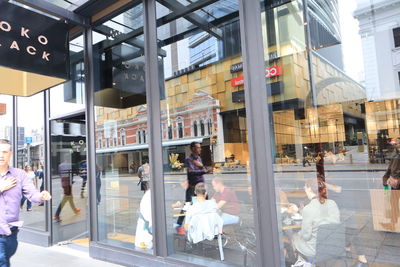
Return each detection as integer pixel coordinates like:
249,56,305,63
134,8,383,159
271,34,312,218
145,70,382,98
178,122,183,138
137,130,142,144
157,1,257,265
105,138,110,148
93,2,152,252
200,120,205,136
120,129,126,146
17,93,45,231
207,118,213,135
394,27,400,48
193,121,198,137
98,137,102,149
168,125,173,139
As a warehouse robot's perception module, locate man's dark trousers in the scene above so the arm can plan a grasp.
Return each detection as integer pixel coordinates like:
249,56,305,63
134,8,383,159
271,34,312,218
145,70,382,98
0,228,18,267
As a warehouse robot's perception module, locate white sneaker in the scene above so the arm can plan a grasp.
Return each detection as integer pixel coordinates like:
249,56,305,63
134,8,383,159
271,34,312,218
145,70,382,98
291,255,308,267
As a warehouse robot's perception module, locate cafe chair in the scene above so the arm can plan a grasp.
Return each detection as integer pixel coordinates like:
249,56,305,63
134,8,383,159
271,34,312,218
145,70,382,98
312,223,347,267
187,212,224,261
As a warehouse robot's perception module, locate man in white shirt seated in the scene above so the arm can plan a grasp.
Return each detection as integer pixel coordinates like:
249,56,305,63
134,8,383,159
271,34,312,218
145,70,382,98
184,183,223,244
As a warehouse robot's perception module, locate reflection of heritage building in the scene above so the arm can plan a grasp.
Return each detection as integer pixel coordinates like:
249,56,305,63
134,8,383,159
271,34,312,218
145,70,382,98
354,0,400,100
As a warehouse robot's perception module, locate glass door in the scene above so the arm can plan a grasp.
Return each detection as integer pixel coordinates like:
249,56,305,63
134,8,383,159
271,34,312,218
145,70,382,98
50,113,88,247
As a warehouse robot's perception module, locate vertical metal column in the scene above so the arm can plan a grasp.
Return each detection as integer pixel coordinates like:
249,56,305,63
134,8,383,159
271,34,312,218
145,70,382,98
12,96,17,167
143,0,168,257
44,90,51,234
84,27,99,242
239,0,281,266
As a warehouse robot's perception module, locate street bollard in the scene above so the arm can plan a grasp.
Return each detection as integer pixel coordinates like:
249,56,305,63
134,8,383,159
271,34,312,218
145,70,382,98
350,154,353,164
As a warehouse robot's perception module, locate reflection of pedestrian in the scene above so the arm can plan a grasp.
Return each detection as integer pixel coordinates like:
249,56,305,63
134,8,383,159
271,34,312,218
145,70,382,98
36,165,44,192
176,142,212,233
54,158,80,222
381,153,400,231
78,160,87,198
137,157,150,192
96,164,102,205
20,165,35,211
315,144,325,177
302,146,311,167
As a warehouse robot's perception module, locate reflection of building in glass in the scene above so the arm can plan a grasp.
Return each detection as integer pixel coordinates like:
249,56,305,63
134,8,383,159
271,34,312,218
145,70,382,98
354,1,400,162
354,0,400,100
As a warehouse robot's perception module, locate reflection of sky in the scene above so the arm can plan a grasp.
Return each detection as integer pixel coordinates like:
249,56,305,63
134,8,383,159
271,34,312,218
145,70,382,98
339,0,364,82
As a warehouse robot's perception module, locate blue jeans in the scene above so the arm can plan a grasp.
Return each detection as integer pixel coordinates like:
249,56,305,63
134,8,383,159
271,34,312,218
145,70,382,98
0,229,18,267
20,197,32,210
221,213,240,226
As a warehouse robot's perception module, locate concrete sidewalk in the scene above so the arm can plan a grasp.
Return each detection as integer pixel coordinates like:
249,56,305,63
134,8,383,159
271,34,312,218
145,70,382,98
11,242,123,267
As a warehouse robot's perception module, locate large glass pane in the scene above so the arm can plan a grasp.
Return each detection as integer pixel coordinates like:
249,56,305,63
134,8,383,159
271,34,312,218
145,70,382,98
17,93,45,231
50,35,85,118
93,2,153,252
261,0,400,266
49,33,88,245
156,1,257,265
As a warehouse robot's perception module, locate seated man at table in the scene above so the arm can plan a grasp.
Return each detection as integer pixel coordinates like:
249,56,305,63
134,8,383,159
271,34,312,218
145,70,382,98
184,183,223,243
211,178,240,225
292,178,340,261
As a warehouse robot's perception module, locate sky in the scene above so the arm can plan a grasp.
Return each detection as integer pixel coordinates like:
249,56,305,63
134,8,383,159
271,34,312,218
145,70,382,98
338,0,365,83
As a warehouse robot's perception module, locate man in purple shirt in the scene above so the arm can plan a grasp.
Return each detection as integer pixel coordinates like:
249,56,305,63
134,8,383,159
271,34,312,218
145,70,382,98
175,142,212,233
0,139,51,266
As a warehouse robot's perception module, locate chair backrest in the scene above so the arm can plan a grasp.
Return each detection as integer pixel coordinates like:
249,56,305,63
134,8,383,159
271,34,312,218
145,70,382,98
187,212,223,243
314,223,346,263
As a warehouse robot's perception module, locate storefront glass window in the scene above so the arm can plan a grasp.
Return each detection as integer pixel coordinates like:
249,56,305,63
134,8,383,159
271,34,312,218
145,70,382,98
17,93,45,231
50,35,86,118
93,2,153,252
156,1,257,265
261,0,400,266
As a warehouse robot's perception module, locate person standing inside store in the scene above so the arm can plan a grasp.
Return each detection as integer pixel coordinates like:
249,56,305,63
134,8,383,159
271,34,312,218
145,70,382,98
381,143,400,232
0,139,51,266
175,142,212,234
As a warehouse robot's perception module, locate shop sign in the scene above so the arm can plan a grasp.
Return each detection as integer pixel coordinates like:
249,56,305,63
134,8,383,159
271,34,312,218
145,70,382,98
230,62,243,73
0,1,69,79
230,66,282,87
0,104,6,115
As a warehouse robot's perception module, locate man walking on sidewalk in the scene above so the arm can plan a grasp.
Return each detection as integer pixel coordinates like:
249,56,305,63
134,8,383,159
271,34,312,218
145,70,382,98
0,139,51,266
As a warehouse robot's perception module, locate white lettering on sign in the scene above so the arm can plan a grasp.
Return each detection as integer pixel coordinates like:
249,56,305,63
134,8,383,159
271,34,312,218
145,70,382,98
27,46,36,55
0,21,11,32
10,41,20,50
38,35,48,45
42,51,50,61
0,20,51,62
21,27,30,38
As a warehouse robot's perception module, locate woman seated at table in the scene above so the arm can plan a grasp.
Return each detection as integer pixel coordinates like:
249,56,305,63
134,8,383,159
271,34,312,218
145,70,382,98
292,178,340,260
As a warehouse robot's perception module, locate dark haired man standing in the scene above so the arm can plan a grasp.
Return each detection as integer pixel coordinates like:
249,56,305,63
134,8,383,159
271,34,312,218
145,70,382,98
0,139,51,266
175,142,212,234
